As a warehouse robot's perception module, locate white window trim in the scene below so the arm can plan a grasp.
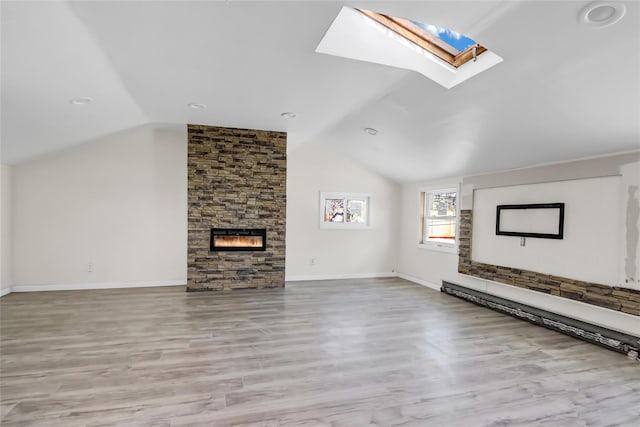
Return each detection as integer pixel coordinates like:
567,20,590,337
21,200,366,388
418,185,459,253
319,192,372,230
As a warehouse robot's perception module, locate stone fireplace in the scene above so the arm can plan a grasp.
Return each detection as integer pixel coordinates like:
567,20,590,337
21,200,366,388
187,125,286,291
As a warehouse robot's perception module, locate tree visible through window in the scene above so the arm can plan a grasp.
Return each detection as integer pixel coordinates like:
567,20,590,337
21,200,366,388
324,198,345,222
320,192,371,229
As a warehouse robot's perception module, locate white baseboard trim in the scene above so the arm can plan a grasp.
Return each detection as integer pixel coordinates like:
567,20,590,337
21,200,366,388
7,274,438,293
11,280,186,293
396,273,441,292
286,272,396,282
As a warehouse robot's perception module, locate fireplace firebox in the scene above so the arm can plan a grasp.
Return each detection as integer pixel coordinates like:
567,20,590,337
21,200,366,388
210,228,267,252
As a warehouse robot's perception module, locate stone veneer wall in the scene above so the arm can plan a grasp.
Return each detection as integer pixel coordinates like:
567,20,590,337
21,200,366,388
187,125,286,291
458,210,640,315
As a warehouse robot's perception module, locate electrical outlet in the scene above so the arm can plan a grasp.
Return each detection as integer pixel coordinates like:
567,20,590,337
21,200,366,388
87,262,94,273
310,258,316,266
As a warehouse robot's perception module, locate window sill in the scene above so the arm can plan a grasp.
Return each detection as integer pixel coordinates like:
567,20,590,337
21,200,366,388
418,242,458,254
320,224,371,230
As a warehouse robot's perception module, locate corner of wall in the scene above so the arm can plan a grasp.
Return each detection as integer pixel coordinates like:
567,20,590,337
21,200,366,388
9,127,187,289
285,143,401,278
398,153,640,334
1,164,13,295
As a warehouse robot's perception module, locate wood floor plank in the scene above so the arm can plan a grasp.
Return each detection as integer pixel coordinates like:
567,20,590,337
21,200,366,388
1,278,638,426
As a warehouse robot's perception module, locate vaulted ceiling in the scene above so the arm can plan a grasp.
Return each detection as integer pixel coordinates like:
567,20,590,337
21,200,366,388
2,1,639,182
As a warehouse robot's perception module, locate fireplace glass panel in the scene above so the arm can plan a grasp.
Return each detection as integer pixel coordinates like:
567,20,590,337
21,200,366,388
210,228,267,251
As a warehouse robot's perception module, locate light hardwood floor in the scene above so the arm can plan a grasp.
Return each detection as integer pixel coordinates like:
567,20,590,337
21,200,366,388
1,278,639,426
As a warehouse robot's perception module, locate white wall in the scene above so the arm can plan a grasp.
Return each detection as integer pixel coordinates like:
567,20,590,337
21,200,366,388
472,176,621,285
12,126,188,289
466,153,640,291
286,143,400,280
1,165,13,295
10,126,401,288
397,152,640,336
620,161,640,288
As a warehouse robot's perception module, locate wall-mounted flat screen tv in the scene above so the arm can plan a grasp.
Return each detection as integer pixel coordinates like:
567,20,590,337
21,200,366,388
496,203,564,239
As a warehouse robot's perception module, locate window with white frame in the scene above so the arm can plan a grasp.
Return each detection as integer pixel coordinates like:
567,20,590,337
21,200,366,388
419,187,458,251
320,192,371,229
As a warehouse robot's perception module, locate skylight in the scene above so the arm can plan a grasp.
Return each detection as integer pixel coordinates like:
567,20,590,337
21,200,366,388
409,21,476,53
355,9,487,69
315,7,503,89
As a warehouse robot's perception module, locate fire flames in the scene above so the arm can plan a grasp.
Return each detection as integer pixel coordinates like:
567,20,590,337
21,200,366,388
214,236,263,248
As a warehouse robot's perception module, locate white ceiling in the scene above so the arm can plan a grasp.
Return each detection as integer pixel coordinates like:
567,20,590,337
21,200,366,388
2,0,639,182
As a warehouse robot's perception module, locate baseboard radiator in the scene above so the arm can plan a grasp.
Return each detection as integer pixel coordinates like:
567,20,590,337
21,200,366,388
441,281,639,360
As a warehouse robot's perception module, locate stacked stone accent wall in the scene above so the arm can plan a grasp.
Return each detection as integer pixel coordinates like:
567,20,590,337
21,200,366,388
458,210,640,315
187,125,286,291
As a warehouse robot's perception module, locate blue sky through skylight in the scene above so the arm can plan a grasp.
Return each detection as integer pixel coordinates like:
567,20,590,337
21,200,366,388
409,20,476,53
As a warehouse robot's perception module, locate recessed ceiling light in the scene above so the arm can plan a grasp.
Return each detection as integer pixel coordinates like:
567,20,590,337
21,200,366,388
579,1,626,29
364,127,378,135
187,103,207,109
280,112,297,118
69,97,93,105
